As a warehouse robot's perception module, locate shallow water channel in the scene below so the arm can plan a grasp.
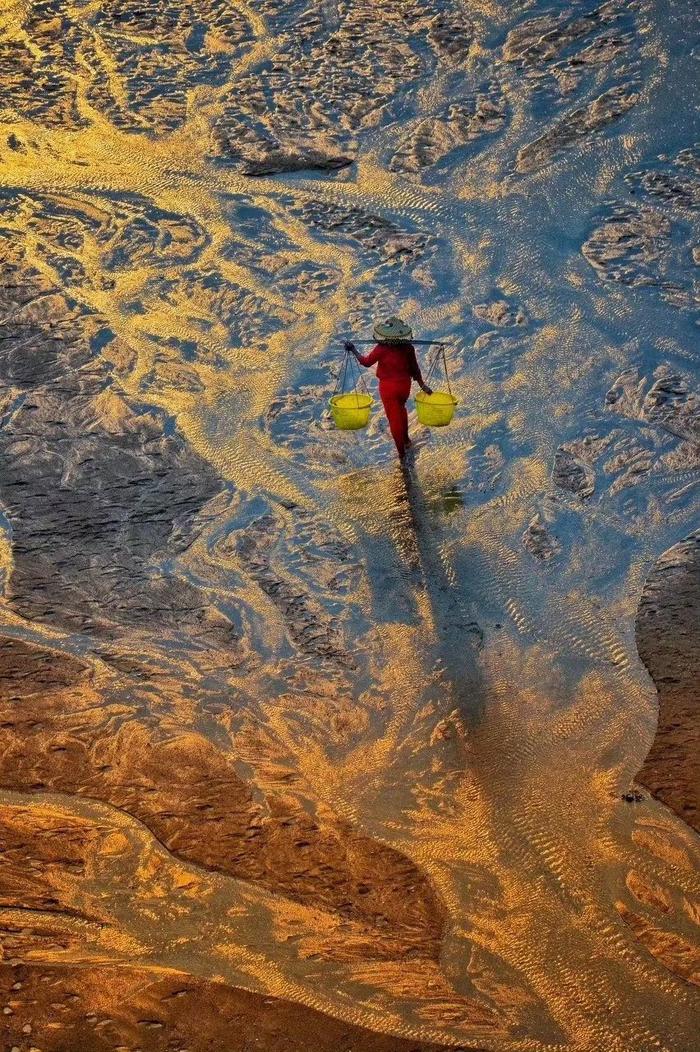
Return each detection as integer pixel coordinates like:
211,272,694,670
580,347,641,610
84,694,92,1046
0,0,698,1049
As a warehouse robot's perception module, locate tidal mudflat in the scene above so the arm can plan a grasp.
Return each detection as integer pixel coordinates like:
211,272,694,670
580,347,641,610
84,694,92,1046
0,1,698,1050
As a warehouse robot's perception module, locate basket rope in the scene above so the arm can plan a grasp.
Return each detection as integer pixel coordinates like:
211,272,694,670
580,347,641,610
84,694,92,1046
424,343,452,396
333,339,450,407
333,347,370,406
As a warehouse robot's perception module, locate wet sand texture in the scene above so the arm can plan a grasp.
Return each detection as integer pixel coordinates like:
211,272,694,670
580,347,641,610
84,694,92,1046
636,533,700,833
1,0,700,1049
0,967,459,1052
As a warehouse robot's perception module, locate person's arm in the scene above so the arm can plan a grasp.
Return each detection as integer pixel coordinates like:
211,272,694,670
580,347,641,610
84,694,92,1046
344,341,382,367
408,345,432,394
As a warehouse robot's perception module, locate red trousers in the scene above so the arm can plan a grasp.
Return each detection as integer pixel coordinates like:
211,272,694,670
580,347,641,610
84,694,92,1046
379,378,412,457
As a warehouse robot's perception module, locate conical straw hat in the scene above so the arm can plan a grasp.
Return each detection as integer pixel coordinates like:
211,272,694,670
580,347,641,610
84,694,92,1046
373,316,413,342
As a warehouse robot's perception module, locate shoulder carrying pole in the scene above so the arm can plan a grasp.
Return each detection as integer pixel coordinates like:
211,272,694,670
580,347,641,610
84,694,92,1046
339,338,450,346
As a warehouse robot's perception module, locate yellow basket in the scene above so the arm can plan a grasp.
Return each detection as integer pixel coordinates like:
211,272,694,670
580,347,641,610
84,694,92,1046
329,392,374,430
415,390,458,427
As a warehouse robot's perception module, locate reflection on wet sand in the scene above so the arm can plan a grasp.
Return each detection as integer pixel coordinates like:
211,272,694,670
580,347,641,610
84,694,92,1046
0,0,699,1049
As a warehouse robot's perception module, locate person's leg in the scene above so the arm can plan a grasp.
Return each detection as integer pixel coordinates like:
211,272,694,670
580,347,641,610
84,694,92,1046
380,382,410,457
399,394,410,450
396,379,412,454
380,391,405,455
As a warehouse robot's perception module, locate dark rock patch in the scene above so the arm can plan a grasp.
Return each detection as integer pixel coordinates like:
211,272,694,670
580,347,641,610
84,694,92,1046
635,532,700,833
583,146,700,310
517,85,640,173
552,447,595,498
504,1,629,68
522,515,561,561
390,87,506,176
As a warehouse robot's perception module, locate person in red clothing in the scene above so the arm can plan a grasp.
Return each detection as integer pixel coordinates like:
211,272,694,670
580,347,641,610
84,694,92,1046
344,317,432,458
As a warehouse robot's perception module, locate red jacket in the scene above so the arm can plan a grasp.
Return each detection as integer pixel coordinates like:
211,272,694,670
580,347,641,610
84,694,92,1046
357,343,424,383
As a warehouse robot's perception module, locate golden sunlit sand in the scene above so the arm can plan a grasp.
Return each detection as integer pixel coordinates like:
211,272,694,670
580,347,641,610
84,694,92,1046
0,0,698,1049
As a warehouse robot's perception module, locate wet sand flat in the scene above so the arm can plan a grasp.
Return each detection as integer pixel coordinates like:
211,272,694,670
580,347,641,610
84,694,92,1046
0,0,699,1049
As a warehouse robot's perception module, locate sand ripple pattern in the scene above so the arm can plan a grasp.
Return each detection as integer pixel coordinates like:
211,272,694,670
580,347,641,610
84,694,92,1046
0,0,698,1049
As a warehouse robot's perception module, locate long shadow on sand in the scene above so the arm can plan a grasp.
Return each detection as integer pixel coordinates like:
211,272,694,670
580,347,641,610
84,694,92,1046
396,454,486,724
